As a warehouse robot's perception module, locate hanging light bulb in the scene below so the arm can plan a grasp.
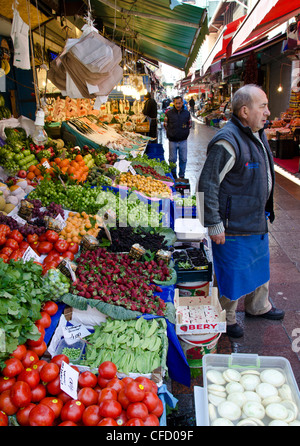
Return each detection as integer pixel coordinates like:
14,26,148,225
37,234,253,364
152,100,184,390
277,84,283,92
32,109,48,146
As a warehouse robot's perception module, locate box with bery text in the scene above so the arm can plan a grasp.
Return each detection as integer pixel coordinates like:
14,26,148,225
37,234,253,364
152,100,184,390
174,287,226,335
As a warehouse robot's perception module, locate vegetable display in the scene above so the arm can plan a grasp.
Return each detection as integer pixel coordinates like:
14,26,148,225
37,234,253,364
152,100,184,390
83,317,167,375
0,354,163,426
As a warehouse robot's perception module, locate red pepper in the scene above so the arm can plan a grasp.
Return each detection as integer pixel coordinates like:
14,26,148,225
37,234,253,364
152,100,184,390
9,250,23,261
0,247,13,257
4,238,19,251
0,225,11,236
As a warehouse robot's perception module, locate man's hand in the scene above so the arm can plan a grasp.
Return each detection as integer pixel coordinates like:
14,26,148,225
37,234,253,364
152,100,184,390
210,232,226,245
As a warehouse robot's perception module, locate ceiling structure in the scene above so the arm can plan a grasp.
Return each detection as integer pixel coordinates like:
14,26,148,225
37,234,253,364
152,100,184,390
0,0,209,74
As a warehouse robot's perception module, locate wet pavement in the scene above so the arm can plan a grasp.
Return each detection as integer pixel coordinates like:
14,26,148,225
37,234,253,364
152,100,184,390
158,119,300,426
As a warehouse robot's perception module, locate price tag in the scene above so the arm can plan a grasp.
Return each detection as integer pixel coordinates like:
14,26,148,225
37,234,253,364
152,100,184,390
42,160,51,169
59,361,79,399
117,154,126,160
65,259,76,282
128,165,136,175
62,324,90,345
11,214,27,225
55,213,66,228
22,246,41,263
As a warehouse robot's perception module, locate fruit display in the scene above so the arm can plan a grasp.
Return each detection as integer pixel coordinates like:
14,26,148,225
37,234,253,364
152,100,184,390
0,180,33,214
83,317,167,375
59,211,101,244
118,172,172,198
70,247,169,315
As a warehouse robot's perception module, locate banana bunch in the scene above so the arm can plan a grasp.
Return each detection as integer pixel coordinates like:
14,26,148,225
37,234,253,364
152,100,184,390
83,317,167,375
1,60,10,75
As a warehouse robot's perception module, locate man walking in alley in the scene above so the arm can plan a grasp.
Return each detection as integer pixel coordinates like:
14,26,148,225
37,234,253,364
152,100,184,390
164,96,191,179
198,84,284,338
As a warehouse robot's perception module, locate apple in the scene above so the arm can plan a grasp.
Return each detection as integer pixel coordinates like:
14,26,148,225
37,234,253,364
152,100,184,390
18,170,27,179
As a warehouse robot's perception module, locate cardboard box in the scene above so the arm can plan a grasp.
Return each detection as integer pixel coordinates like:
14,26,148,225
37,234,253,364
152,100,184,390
174,287,226,335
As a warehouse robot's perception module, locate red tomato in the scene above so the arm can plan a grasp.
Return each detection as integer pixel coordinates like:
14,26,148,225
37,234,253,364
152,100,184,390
10,381,32,408
0,376,15,393
0,247,13,257
150,398,164,417
30,383,47,403
40,362,59,383
97,375,111,389
40,397,63,418
9,229,23,243
60,400,85,423
37,311,52,328
54,239,69,253
0,224,10,235
37,241,53,255
42,263,57,275
17,367,40,389
126,402,148,421
115,409,128,426
4,238,19,250
0,410,8,426
106,377,125,393
58,420,77,426
0,389,18,415
27,233,39,244
82,405,102,426
0,253,9,263
117,388,131,409
99,399,122,419
32,359,47,374
2,357,24,377
144,413,160,426
98,387,118,403
11,344,27,361
29,340,47,357
45,230,59,243
38,233,48,242
63,250,74,261
78,387,98,406
22,350,39,368
78,370,97,388
9,249,24,261
42,301,58,316
124,380,145,402
43,252,61,264
46,376,61,395
98,361,117,380
19,240,30,250
97,417,118,426
0,234,6,246
122,376,134,386
50,354,69,368
67,242,79,254
16,403,35,426
125,417,144,426
26,325,45,348
29,403,55,426
135,376,154,393
142,391,160,412
57,390,72,404
30,241,40,254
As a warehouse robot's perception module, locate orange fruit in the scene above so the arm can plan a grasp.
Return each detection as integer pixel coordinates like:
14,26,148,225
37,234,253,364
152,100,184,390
28,165,36,172
75,154,83,162
27,172,35,180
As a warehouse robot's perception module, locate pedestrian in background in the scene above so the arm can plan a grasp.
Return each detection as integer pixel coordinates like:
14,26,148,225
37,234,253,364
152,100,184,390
198,84,284,338
189,96,195,115
142,92,158,140
164,96,191,179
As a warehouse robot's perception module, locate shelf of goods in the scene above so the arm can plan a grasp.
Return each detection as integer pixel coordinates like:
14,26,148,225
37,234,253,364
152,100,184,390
0,116,211,426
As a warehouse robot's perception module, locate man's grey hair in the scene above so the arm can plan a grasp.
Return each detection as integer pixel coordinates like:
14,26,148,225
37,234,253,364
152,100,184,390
232,84,263,116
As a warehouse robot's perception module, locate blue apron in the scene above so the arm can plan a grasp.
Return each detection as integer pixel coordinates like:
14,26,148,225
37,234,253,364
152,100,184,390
212,234,270,301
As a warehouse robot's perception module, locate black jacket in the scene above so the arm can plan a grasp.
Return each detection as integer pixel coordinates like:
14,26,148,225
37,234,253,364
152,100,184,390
165,107,191,142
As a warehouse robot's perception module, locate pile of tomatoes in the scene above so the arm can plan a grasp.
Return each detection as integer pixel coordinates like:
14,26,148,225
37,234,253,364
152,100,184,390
0,225,30,263
27,230,79,275
0,354,163,426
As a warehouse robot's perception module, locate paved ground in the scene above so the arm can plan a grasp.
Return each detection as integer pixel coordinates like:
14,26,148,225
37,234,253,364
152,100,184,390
159,120,300,426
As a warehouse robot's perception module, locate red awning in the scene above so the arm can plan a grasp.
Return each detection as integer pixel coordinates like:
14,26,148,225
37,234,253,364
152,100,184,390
227,0,300,57
201,15,246,75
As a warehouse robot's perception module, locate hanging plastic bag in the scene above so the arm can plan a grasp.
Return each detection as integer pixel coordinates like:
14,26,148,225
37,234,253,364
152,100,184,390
10,7,30,70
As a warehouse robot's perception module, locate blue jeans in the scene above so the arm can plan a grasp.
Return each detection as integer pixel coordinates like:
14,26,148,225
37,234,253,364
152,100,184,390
168,140,187,178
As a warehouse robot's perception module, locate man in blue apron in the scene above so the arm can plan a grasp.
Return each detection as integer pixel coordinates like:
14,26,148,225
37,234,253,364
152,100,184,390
198,84,284,338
